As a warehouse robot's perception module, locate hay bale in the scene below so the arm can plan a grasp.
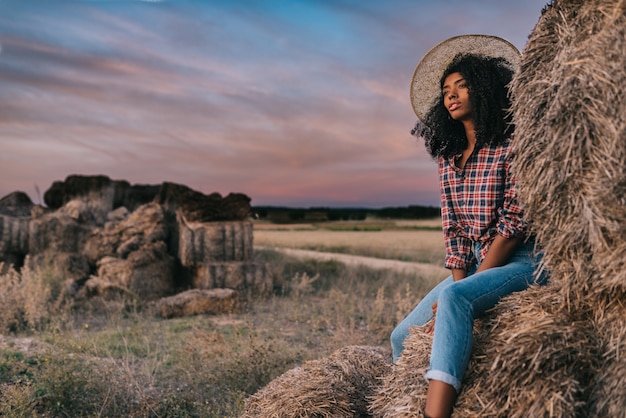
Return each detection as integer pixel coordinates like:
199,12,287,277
242,346,392,418
155,288,239,318
454,285,600,417
368,326,431,417
176,216,253,264
370,285,600,417
94,241,175,300
191,261,271,294
587,300,626,416
507,1,626,413
369,317,494,417
510,0,626,300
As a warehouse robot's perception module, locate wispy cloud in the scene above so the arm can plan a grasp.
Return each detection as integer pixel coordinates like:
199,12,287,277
0,0,547,207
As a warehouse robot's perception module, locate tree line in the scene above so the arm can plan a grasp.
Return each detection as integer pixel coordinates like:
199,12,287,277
252,205,440,223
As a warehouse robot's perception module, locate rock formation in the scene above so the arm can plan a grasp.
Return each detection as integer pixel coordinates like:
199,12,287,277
0,175,271,312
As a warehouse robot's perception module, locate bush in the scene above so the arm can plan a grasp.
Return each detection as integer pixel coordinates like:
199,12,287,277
0,262,53,333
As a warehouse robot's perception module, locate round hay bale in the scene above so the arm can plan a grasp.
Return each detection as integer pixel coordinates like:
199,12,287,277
242,345,391,418
510,0,626,300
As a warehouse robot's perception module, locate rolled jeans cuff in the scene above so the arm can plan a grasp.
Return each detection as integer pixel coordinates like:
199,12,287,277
425,369,462,394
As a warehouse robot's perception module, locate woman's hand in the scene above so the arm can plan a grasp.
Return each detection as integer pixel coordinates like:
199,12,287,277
425,301,438,335
425,318,436,335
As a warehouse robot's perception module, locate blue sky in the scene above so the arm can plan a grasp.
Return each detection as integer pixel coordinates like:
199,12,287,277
0,0,548,207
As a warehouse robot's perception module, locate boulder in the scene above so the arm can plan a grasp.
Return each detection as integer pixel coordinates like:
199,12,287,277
156,288,239,318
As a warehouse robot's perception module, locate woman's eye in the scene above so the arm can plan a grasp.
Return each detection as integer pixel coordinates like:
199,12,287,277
442,91,449,97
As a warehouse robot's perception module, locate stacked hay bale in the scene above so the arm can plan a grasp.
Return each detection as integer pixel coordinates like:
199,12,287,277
512,0,626,305
243,0,626,416
507,0,626,415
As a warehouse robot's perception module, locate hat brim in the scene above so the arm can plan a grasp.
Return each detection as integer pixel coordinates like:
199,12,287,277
410,34,521,122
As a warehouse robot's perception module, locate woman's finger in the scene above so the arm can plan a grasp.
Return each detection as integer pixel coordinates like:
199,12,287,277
425,318,436,335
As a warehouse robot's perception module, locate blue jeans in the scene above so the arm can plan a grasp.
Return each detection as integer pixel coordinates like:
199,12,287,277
389,241,548,392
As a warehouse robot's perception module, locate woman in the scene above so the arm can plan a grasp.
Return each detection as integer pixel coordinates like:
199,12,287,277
390,35,548,418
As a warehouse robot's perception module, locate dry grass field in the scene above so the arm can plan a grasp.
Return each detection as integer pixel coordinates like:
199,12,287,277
0,217,447,417
254,218,445,265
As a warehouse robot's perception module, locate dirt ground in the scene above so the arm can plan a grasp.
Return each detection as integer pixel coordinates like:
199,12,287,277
258,246,449,279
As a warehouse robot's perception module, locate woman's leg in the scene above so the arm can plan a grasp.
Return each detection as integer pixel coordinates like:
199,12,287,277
424,245,545,416
390,275,454,362
424,380,457,418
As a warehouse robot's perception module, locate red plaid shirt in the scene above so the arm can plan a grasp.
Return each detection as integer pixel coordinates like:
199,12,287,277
439,138,526,270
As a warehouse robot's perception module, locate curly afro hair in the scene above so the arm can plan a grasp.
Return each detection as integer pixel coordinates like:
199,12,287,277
415,53,515,160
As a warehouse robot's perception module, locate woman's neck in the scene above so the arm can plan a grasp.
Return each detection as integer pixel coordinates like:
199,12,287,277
462,120,476,149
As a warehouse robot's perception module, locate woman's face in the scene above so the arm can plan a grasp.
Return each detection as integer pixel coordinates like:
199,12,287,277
442,72,472,122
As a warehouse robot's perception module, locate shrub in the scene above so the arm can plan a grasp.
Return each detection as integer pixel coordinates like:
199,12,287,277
0,262,52,332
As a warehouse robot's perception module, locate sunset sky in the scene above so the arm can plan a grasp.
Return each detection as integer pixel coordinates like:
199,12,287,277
0,0,548,208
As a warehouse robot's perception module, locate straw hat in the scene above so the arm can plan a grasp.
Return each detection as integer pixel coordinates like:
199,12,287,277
410,34,521,123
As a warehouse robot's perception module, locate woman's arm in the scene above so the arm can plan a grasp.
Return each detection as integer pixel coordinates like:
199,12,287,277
452,268,467,282
475,234,521,273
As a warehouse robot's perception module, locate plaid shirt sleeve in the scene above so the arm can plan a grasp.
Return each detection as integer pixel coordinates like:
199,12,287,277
496,145,527,239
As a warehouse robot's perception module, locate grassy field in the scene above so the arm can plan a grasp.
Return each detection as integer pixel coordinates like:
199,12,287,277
0,218,447,417
254,218,445,265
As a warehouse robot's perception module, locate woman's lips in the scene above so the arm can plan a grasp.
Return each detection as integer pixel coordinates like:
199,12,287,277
449,102,461,111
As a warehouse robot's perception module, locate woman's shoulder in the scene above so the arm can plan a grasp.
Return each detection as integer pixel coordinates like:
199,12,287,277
476,138,514,166
485,136,514,154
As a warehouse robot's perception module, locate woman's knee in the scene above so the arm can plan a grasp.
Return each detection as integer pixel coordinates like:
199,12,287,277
390,323,407,347
437,284,469,312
